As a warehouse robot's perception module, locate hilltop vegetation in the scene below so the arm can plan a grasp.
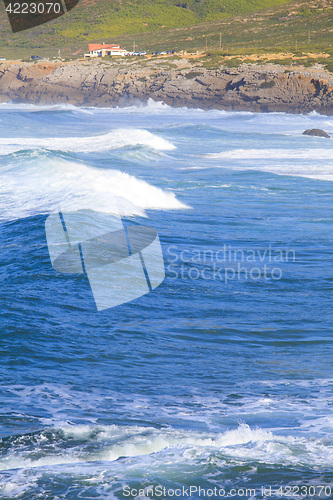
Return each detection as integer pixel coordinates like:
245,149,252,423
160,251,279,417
0,0,294,57
0,0,332,73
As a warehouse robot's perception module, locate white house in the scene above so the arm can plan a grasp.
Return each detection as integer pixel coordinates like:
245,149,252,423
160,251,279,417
84,43,127,58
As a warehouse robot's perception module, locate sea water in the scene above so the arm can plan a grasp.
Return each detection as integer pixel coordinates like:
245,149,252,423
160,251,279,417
0,100,332,499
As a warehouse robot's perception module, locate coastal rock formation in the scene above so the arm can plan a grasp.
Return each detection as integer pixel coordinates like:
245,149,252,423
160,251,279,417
0,60,332,114
303,128,331,138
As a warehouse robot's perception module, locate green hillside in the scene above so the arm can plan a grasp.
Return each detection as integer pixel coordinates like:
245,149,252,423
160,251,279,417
0,0,294,58
0,0,332,69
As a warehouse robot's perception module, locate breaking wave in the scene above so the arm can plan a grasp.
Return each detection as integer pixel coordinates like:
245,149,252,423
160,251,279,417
1,423,333,472
0,129,176,155
0,154,188,220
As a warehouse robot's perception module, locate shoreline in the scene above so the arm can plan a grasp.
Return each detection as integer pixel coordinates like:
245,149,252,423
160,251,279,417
0,59,332,115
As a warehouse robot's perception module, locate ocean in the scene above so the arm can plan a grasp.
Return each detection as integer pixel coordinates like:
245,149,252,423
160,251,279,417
0,100,332,499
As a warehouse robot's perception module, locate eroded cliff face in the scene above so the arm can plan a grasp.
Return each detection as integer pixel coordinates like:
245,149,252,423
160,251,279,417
0,60,332,114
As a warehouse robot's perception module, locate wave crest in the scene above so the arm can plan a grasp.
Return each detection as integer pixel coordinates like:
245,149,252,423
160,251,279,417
0,129,175,155
0,156,188,220
0,423,332,472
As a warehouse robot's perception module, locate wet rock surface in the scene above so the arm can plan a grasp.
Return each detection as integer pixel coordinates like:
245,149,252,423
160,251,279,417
303,128,331,138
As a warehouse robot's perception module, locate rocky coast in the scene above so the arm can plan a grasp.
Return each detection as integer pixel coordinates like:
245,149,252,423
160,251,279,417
0,57,332,114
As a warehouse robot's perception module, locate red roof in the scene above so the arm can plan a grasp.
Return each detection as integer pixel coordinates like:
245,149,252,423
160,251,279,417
88,43,120,52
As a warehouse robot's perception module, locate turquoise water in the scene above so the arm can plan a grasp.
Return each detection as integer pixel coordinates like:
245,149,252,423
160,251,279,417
0,101,332,499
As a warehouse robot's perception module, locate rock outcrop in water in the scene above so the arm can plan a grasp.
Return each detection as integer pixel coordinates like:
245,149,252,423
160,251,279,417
303,128,331,138
0,59,333,114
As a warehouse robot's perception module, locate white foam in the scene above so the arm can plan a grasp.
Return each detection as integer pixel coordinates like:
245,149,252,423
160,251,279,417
207,149,333,160
0,156,189,220
1,423,333,473
205,149,333,181
0,129,175,155
0,102,79,112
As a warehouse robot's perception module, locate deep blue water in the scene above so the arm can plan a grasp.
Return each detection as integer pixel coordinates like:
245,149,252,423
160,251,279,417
0,101,332,499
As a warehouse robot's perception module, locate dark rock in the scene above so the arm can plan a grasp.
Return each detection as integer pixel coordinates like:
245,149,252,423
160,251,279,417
303,128,331,138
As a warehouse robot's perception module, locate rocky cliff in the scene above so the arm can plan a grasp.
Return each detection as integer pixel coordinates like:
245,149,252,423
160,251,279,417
0,59,332,114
